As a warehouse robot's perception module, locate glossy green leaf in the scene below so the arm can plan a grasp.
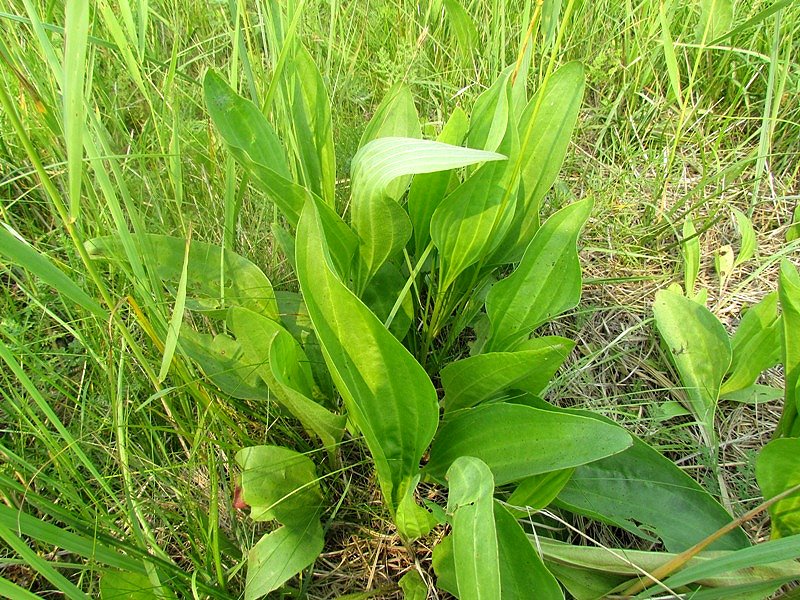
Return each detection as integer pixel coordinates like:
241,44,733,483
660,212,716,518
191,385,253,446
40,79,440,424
350,137,505,290
432,534,459,596
441,337,575,413
430,124,517,290
485,199,593,352
546,562,625,600
87,234,279,319
398,570,428,600
447,457,501,600
720,292,781,396
204,70,305,226
757,439,800,539
361,262,414,341
467,67,513,153
245,522,324,600
286,43,336,206
552,401,748,552
696,0,734,43
236,446,323,526
426,403,631,486
396,475,439,540
1,225,106,318
507,469,575,513
777,260,800,437
358,83,421,201
494,503,564,599
731,207,756,267
296,201,439,515
491,62,585,262
721,384,783,404
100,571,159,600
407,107,469,254
180,329,271,400
653,288,731,442
442,0,478,58
228,307,345,448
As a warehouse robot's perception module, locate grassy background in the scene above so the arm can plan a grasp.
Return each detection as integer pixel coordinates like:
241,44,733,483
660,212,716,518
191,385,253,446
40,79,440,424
1,0,799,596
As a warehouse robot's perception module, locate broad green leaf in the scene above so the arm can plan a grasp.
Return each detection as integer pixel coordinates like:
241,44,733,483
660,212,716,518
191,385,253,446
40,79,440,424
295,201,439,514
554,401,748,552
358,83,421,201
350,137,505,290
715,244,735,283
546,562,625,600
285,43,336,206
204,70,289,176
660,3,684,107
696,0,734,43
441,337,575,413
491,62,585,262
87,234,279,319
180,329,271,401
653,288,731,443
1,225,106,318
307,192,359,283
656,579,788,600
158,235,190,382
431,122,518,290
228,307,345,448
485,199,593,352
442,0,478,58
407,107,469,254
204,70,304,225
361,262,414,341
494,503,564,599
756,439,800,539
398,570,428,600
777,260,800,437
447,457,501,600
683,216,701,299
100,571,159,600
467,67,513,153
245,522,324,600
720,293,781,396
731,207,756,267
236,446,323,527
721,384,783,404
426,403,631,485
396,475,439,540
432,534,459,596
507,469,575,513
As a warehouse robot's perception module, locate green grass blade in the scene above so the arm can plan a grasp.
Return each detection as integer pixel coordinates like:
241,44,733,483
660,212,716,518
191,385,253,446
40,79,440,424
64,0,90,221
158,234,190,382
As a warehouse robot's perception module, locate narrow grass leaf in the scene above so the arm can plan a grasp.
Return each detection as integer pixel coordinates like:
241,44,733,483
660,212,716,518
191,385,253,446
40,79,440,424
0,225,106,318
296,201,439,514
0,577,41,600
158,235,190,382
0,522,89,600
447,457,501,600
426,403,632,485
64,0,90,220
659,3,684,108
653,289,731,442
485,199,592,352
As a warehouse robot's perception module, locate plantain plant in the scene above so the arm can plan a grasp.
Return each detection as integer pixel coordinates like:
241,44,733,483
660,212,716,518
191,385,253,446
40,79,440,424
86,34,800,600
